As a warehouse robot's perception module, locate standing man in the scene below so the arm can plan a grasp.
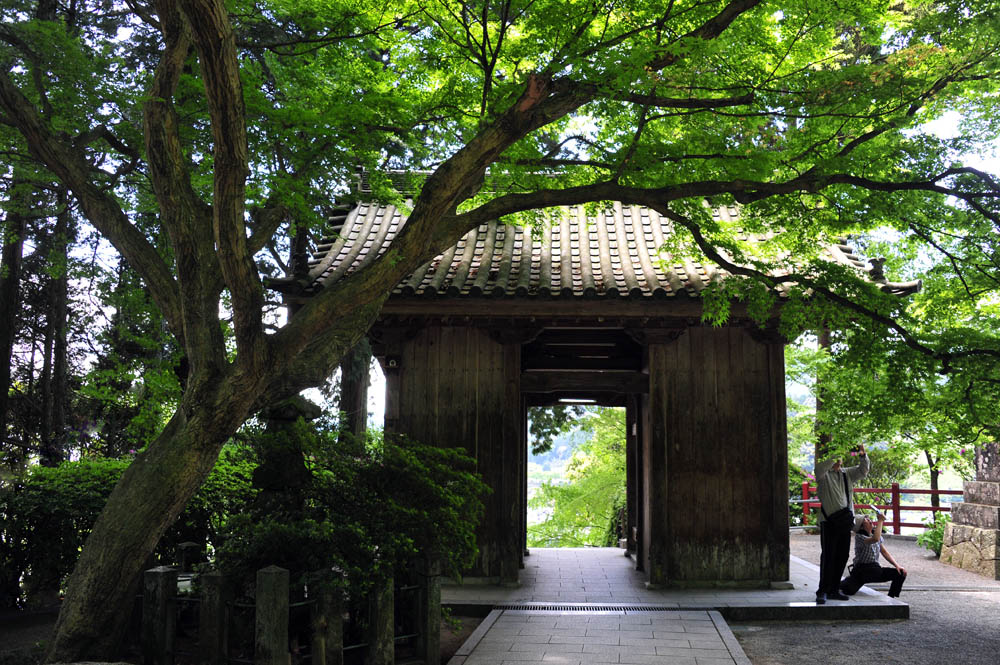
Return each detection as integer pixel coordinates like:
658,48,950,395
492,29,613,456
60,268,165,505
814,443,870,604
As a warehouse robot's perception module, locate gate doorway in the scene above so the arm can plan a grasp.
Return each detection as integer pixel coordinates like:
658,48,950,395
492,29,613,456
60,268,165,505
526,406,628,549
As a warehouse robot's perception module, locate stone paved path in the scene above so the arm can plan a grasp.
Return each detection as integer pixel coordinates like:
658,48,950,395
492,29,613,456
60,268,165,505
450,609,750,665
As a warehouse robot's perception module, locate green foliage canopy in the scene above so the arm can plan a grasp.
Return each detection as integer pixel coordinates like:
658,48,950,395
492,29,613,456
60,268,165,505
528,407,626,548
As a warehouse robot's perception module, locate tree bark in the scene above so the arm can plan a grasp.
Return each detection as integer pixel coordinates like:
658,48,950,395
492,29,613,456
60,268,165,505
47,383,256,661
925,449,940,510
0,204,26,450
337,337,371,449
815,327,833,463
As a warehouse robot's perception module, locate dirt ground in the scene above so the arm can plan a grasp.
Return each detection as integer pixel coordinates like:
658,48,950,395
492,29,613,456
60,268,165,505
731,531,1000,665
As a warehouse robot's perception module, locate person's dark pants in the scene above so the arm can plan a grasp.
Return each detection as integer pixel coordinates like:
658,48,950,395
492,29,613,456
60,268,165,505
840,562,907,597
819,520,853,595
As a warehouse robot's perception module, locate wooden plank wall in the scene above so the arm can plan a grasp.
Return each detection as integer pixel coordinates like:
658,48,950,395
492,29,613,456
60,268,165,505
643,326,788,586
395,326,522,582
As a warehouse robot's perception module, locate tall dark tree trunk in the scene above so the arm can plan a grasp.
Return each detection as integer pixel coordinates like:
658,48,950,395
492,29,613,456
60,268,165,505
0,205,26,450
38,202,71,467
49,198,72,461
815,327,833,463
925,449,940,510
338,338,371,449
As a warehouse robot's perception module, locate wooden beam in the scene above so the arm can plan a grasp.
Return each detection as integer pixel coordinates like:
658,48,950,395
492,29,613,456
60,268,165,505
521,370,648,394
523,356,641,371
380,297,715,319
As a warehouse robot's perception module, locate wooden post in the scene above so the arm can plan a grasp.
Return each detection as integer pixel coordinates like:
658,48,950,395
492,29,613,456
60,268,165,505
416,558,441,665
199,570,229,665
366,574,394,665
255,566,290,665
891,483,902,534
310,572,344,665
802,482,811,524
142,566,177,665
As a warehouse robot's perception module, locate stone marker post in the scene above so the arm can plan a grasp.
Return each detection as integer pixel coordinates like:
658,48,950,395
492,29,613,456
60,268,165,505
142,566,177,665
255,565,290,665
941,443,1000,579
310,570,344,665
199,570,230,665
415,557,441,665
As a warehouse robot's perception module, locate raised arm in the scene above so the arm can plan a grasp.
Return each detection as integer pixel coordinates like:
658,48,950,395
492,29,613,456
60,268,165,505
846,444,871,482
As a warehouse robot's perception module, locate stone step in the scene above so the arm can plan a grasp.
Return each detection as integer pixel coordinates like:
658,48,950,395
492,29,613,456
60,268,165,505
952,502,1000,530
964,481,1000,507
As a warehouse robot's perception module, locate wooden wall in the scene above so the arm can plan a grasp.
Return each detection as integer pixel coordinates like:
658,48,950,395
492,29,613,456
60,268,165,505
389,326,522,582
642,326,788,586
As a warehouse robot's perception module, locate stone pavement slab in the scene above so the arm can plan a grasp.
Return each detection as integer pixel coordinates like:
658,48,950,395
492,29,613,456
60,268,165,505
447,609,750,665
444,547,908,621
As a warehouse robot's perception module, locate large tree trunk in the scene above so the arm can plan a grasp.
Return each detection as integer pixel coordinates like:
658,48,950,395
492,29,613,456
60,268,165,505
0,206,26,448
814,327,833,463
337,337,371,449
925,449,940,511
46,384,257,661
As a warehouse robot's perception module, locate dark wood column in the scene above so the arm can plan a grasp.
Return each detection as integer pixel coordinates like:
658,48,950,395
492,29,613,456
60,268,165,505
383,325,526,582
643,325,788,586
625,394,640,560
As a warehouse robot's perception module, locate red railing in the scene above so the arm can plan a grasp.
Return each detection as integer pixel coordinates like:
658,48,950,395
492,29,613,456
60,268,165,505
800,482,964,534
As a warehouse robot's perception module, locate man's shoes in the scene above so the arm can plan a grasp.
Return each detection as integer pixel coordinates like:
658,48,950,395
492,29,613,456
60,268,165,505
828,592,850,601
815,592,826,605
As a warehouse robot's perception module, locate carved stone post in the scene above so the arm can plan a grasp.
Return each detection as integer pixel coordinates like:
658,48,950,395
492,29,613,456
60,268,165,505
415,557,441,665
941,443,1000,579
255,566,290,665
310,571,344,665
365,574,394,665
199,570,230,665
142,566,177,665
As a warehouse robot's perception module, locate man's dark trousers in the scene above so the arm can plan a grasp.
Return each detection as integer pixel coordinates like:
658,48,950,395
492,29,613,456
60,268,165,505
819,519,853,595
841,562,907,597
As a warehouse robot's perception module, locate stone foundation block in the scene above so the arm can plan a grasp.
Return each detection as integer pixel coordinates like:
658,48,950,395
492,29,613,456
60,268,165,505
952,502,1000,530
964,481,1000,506
940,522,1000,580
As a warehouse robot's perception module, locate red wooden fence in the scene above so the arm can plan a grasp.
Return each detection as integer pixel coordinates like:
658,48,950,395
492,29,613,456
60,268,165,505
800,482,964,533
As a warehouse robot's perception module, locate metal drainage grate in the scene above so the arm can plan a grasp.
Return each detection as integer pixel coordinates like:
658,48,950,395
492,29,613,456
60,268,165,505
495,604,682,613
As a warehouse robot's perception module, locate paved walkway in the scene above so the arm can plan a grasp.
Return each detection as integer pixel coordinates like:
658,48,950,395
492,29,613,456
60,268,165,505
443,547,907,665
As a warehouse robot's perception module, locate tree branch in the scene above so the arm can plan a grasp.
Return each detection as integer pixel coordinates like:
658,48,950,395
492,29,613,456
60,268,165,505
178,0,267,372
0,66,183,342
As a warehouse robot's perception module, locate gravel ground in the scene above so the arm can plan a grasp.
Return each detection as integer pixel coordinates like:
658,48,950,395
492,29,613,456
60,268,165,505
732,531,1000,665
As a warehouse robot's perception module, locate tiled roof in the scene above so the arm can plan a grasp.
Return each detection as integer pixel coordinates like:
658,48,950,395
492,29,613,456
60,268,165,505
299,202,912,300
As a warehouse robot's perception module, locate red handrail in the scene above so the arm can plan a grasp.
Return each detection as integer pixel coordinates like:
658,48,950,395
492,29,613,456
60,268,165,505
800,481,963,534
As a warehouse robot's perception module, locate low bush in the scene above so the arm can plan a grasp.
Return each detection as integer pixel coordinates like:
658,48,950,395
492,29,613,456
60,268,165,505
916,512,951,557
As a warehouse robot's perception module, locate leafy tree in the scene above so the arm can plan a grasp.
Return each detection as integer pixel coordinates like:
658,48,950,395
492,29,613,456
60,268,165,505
0,0,999,659
528,405,585,455
528,407,625,547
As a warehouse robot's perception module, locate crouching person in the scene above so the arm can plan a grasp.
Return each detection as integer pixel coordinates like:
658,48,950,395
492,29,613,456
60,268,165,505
840,511,907,598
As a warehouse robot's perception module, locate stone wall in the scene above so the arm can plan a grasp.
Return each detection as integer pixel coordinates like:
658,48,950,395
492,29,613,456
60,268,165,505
940,443,1000,580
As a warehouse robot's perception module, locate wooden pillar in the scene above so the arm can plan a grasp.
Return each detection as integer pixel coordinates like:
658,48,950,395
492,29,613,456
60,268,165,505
255,566,289,665
142,566,177,665
365,575,394,665
500,339,522,585
199,570,230,665
625,395,639,555
642,325,789,586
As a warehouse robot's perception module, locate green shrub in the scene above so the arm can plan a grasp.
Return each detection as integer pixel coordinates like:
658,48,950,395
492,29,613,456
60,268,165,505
0,446,254,608
215,426,489,598
916,513,951,557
